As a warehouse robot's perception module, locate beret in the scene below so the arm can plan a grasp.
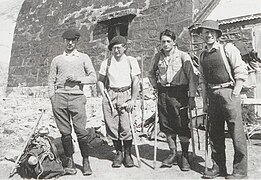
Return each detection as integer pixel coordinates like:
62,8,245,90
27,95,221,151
108,35,127,51
62,29,81,39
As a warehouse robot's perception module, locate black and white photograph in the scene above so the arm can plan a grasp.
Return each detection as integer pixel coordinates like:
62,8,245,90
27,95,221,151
0,0,260,179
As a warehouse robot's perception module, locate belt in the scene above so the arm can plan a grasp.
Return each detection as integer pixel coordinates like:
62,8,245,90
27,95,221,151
208,81,234,90
109,85,131,92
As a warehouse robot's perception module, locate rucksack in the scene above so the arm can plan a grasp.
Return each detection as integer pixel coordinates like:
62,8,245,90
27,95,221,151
17,133,65,179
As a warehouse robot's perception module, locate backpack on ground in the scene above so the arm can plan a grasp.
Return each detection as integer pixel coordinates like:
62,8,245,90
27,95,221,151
17,131,65,179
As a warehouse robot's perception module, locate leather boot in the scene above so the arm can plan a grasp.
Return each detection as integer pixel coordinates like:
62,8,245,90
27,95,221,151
162,149,178,167
82,157,92,176
64,156,77,175
112,140,123,168
112,151,124,168
180,142,191,171
202,164,228,179
162,135,177,167
123,140,134,168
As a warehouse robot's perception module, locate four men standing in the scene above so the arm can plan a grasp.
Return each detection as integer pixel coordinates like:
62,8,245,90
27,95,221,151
47,20,249,177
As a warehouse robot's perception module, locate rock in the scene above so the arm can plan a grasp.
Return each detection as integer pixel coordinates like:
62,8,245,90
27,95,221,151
3,128,15,134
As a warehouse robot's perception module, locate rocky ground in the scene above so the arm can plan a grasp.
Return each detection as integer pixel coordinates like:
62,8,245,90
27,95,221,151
0,91,261,179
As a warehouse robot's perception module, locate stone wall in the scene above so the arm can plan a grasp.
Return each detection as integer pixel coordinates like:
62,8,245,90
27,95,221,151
6,0,215,97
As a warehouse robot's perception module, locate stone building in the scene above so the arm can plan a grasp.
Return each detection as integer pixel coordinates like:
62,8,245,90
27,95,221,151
6,0,218,97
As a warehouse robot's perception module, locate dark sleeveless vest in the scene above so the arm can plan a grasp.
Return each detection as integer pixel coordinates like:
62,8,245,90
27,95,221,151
201,48,231,84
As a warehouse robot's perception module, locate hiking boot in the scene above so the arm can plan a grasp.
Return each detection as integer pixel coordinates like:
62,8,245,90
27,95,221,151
82,157,92,176
123,152,134,167
123,140,134,168
162,134,177,167
112,151,123,168
202,164,227,179
225,174,247,179
180,155,191,171
161,152,178,167
64,156,77,175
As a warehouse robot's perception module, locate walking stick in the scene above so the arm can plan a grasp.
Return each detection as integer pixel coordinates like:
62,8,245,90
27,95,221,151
195,108,201,150
140,54,145,134
128,112,141,168
9,109,46,178
188,107,196,158
204,114,209,173
153,99,158,169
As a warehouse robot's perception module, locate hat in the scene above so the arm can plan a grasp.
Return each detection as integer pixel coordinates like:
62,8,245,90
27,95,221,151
197,20,222,38
62,29,81,39
108,36,127,51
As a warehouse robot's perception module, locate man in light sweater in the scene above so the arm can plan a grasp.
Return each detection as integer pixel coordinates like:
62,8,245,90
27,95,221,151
48,29,97,176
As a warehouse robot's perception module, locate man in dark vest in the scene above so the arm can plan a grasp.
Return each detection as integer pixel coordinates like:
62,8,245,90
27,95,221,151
197,20,248,179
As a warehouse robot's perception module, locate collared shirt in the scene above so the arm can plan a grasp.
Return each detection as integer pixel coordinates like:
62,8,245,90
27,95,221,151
99,54,141,88
48,49,97,97
148,47,198,97
199,42,248,85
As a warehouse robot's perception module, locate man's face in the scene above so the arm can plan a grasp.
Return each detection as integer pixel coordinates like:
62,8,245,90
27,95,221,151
64,38,78,52
111,44,126,58
200,28,218,45
161,35,175,52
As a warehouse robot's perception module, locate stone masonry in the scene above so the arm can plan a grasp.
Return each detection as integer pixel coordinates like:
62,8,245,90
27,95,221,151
7,0,214,96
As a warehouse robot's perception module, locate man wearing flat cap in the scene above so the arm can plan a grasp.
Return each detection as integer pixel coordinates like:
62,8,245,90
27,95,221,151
48,29,97,176
197,20,248,179
97,35,141,168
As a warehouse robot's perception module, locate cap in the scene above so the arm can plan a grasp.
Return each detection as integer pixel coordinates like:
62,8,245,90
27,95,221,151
62,29,81,39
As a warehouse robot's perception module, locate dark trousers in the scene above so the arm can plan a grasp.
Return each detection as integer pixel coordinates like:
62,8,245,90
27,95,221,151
158,85,191,138
208,87,247,176
51,93,90,157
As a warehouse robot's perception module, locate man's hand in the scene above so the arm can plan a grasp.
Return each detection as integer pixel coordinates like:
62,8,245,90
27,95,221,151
67,74,80,82
122,100,135,113
189,97,196,110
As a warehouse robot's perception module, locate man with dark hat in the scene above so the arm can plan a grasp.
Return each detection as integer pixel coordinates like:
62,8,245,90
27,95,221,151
48,29,97,176
197,20,248,179
148,29,198,171
97,35,141,168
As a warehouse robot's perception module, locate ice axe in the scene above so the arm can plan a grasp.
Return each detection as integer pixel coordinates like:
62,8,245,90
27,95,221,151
128,112,141,168
188,106,196,158
204,114,210,173
9,109,46,178
153,99,158,169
